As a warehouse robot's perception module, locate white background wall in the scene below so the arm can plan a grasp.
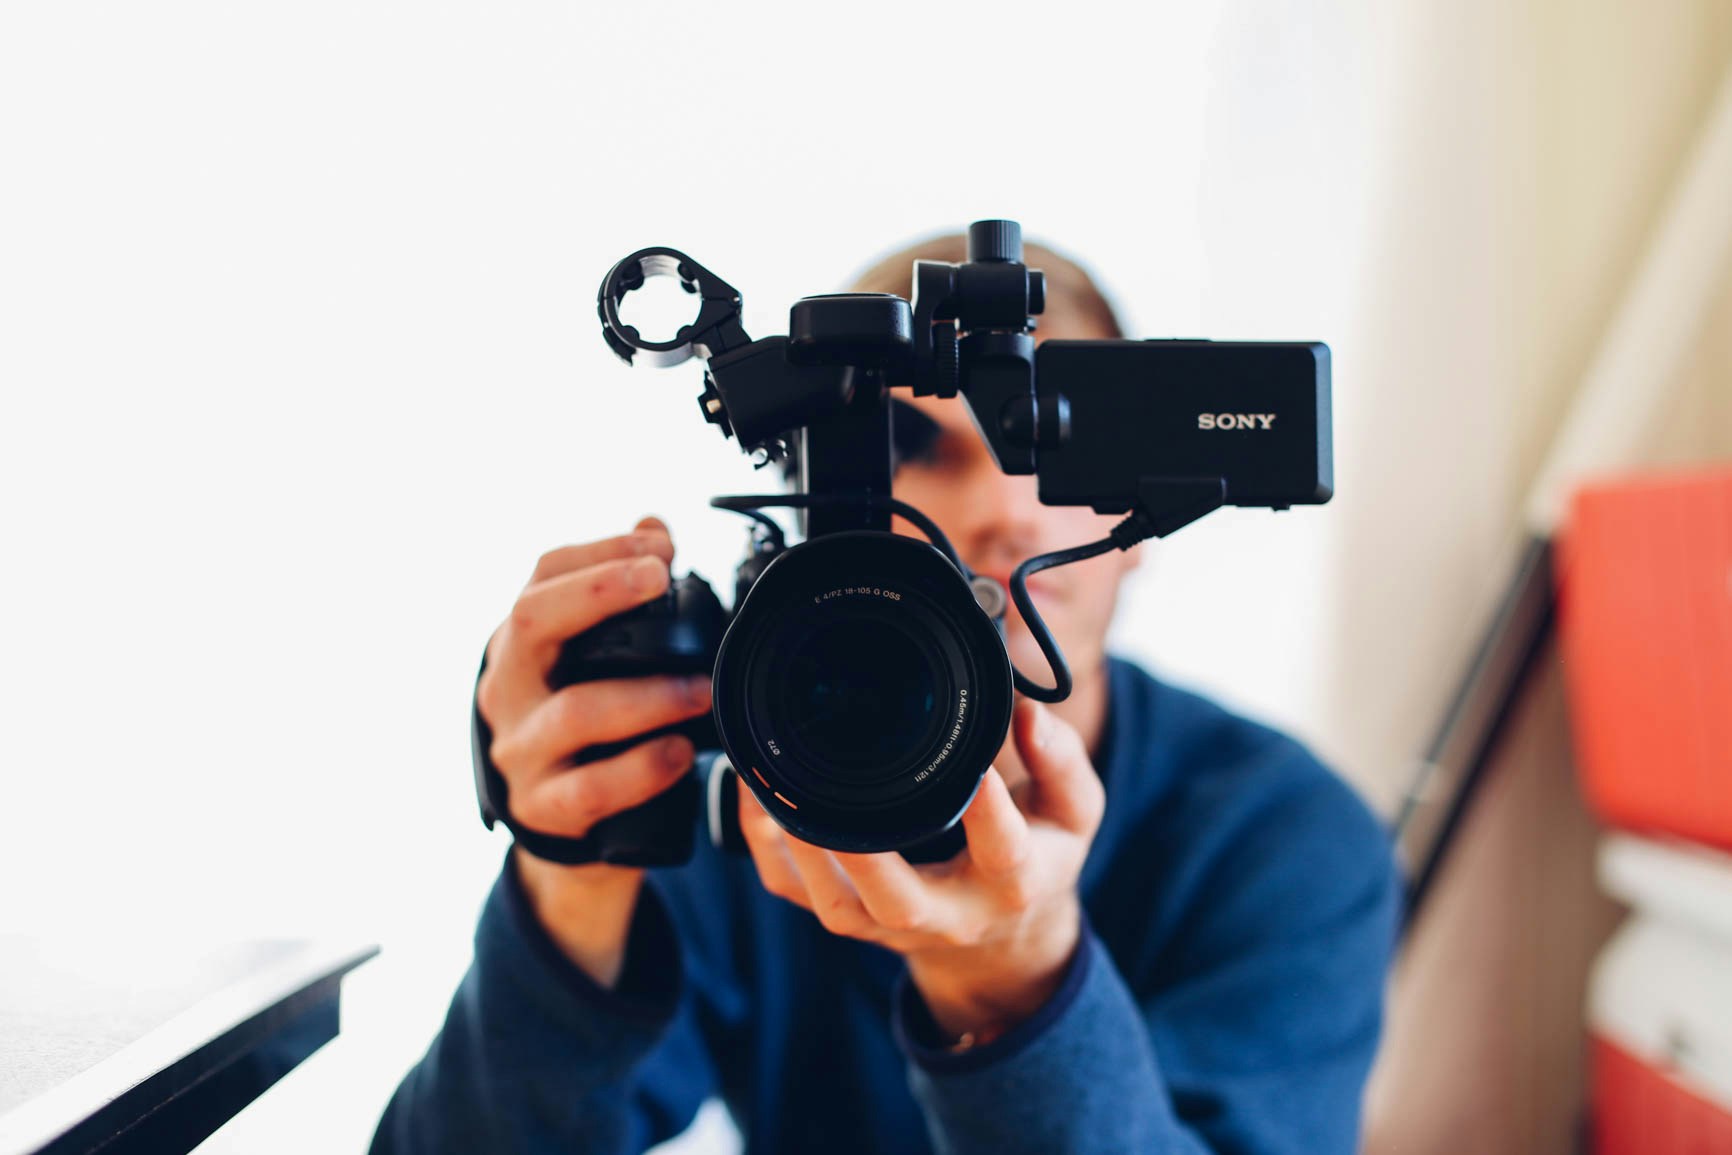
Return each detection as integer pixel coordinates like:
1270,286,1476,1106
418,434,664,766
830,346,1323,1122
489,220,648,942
2,2,1727,1152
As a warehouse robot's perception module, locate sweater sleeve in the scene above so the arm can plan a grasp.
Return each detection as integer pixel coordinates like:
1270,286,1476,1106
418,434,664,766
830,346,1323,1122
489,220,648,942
893,768,1401,1155
369,855,718,1155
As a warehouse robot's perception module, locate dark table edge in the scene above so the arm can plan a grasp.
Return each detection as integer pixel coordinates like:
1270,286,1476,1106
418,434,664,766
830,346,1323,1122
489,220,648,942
0,941,379,1155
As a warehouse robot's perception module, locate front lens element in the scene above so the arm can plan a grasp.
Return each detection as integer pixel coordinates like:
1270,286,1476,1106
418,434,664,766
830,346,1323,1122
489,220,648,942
777,617,941,783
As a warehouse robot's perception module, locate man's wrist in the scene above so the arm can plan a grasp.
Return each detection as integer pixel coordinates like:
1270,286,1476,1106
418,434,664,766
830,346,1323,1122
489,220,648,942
904,894,1083,1042
511,849,645,989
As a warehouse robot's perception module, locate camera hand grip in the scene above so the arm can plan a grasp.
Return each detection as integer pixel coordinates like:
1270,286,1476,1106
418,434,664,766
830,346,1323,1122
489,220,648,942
469,655,706,866
470,573,728,867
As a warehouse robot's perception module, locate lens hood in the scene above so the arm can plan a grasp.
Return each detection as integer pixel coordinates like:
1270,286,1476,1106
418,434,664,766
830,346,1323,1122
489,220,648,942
712,531,1012,853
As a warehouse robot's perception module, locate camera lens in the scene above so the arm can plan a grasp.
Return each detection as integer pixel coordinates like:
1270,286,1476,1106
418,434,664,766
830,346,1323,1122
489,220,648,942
776,617,942,783
712,531,1013,854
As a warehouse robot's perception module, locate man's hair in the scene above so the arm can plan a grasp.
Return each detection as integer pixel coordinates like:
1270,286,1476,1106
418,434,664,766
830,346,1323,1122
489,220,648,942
846,232,1126,339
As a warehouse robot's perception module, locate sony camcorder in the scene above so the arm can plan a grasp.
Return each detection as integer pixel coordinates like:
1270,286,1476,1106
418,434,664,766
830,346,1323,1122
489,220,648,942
473,220,1332,866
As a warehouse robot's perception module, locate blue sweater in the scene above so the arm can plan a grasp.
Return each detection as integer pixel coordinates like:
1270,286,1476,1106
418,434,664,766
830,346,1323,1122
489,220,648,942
373,657,1400,1154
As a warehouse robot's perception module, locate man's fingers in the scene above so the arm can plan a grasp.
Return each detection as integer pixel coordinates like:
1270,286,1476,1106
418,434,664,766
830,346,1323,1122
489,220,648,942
510,554,671,665
832,850,933,934
489,674,711,774
510,734,694,837
738,790,811,910
479,522,677,733
1014,699,1105,836
781,836,878,940
738,793,895,944
525,525,674,587
960,767,1033,878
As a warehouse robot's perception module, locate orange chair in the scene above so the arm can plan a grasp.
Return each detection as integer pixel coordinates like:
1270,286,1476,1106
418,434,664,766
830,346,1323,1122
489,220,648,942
1556,464,1732,850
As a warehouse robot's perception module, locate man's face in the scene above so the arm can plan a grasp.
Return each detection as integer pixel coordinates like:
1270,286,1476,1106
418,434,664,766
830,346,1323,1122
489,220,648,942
889,311,1140,693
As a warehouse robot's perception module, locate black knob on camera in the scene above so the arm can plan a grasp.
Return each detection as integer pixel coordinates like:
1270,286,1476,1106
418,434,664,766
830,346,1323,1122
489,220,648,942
787,294,913,368
968,219,1022,263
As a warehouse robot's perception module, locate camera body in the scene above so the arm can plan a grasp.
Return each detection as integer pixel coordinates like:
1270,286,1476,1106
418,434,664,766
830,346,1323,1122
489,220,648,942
473,220,1333,867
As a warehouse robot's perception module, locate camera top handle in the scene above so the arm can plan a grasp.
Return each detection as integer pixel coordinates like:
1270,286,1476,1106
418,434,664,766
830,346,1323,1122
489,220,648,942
597,248,751,369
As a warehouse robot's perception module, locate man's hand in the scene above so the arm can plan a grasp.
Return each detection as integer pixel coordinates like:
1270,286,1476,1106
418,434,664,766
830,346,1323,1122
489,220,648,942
737,697,1106,1043
479,515,712,988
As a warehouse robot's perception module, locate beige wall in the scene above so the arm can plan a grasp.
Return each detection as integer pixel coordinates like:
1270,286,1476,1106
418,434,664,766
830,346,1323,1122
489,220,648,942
1654,271,1732,466
1363,643,1626,1155
1324,0,1732,813
1345,6,1731,1149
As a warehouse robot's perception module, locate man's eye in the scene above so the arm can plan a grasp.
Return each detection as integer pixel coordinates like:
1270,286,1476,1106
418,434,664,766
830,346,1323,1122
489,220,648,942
890,401,942,469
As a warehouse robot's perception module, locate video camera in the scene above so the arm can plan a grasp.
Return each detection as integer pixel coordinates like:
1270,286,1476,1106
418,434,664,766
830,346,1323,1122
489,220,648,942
473,220,1332,866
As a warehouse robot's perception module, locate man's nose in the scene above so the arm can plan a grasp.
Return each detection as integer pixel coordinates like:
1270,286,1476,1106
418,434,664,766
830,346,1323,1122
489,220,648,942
955,464,1047,558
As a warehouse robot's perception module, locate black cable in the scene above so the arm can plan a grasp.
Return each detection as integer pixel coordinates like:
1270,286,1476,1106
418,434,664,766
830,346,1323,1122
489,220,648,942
709,493,969,577
1008,539,1114,702
1009,512,1160,703
718,505,786,548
